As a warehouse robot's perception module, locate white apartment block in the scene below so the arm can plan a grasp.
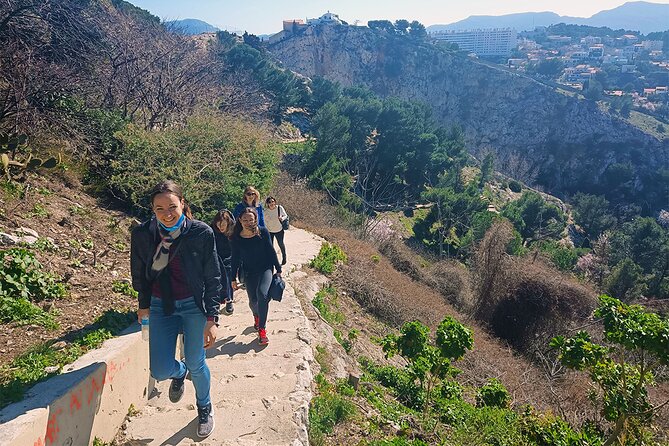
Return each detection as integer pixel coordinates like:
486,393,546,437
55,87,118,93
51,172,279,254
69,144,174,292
429,28,517,56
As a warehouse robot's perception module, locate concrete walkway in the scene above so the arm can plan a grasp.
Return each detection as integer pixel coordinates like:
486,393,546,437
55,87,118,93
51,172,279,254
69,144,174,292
121,227,324,446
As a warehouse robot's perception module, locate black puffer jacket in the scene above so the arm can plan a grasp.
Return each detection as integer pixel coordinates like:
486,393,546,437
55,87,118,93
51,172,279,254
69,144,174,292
130,217,221,319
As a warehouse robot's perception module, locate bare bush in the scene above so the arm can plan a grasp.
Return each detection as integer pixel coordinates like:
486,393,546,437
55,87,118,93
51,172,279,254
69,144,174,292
333,261,405,327
271,171,349,231
424,261,473,311
377,237,425,282
471,220,596,352
0,0,104,134
471,220,514,321
492,259,596,352
94,5,222,129
0,0,222,139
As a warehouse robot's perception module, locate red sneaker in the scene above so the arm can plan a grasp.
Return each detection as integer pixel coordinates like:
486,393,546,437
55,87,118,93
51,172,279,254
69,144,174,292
253,315,260,331
258,328,269,346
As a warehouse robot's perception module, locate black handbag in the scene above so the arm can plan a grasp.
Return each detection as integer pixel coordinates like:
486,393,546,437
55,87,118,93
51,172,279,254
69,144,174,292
268,273,285,302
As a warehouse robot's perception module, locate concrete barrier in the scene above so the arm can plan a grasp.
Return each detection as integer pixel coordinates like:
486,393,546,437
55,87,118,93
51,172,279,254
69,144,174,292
0,326,150,446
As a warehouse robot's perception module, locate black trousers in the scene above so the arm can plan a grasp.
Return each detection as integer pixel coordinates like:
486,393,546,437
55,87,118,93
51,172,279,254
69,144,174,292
269,230,286,263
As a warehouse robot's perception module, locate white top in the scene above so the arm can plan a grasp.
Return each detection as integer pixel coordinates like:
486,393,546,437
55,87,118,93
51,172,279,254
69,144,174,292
264,204,287,233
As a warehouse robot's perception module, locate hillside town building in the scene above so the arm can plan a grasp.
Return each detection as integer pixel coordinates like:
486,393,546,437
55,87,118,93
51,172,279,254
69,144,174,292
429,28,518,56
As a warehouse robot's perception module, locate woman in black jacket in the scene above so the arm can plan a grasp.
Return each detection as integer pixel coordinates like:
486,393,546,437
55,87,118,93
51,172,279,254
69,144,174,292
130,180,220,439
230,207,281,346
211,209,235,315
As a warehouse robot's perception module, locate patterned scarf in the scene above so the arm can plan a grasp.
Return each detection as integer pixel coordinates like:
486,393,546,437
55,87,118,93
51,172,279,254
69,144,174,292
151,214,185,273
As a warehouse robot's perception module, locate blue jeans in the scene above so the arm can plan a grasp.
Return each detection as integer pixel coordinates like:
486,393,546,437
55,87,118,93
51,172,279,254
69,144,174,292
245,268,272,329
149,296,211,408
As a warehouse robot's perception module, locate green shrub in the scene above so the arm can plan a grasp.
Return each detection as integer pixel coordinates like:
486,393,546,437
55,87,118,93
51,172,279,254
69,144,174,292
442,403,527,446
537,241,580,271
380,317,473,412
508,180,522,193
310,242,347,275
364,362,426,410
475,378,511,409
520,410,602,446
312,285,345,325
0,248,67,327
551,295,669,445
109,112,280,217
309,386,356,444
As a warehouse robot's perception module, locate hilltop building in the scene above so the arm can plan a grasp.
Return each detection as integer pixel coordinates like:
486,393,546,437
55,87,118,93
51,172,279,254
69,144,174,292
429,28,517,56
269,12,343,45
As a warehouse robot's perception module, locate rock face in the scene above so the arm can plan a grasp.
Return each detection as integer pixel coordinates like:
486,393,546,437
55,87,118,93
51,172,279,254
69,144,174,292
269,25,668,208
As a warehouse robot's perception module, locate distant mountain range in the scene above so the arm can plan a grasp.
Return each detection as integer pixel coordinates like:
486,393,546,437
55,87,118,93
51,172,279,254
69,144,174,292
427,1,669,34
166,18,219,35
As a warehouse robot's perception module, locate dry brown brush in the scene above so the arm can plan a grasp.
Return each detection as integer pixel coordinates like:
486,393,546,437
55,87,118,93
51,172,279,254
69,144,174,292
472,221,597,353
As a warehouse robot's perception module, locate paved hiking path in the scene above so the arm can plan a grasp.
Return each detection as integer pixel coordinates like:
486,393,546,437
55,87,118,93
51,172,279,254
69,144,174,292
122,227,324,446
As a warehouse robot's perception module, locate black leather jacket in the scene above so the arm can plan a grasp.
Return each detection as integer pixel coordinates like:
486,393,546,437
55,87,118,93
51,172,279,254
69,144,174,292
130,217,221,319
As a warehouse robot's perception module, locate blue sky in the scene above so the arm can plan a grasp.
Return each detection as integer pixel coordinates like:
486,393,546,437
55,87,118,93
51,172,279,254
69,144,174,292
128,0,669,35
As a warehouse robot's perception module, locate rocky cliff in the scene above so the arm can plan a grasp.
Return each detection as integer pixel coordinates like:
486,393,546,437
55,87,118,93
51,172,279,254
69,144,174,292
269,25,668,210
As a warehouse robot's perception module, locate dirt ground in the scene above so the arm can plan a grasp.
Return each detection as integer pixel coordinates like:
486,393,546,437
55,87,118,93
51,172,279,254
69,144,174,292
0,173,137,365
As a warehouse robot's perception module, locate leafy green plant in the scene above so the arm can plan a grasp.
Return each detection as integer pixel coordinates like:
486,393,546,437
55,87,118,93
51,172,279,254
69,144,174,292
0,248,66,326
32,237,57,253
520,409,602,446
551,295,669,445
81,239,94,250
109,113,279,217
475,378,511,409
27,203,49,218
315,345,331,374
312,285,345,325
380,317,473,413
112,241,127,252
309,379,357,445
310,242,347,275
112,280,138,298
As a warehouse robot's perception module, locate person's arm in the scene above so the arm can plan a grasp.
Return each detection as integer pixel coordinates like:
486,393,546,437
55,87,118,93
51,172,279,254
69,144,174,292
257,205,265,227
202,229,220,348
278,205,287,221
201,228,221,320
230,236,241,289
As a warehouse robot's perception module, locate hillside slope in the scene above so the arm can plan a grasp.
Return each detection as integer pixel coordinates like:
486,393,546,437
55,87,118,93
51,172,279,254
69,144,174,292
269,25,668,211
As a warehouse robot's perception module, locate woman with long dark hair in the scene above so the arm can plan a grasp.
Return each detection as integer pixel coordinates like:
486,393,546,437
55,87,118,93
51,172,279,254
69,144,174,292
130,180,219,438
211,209,235,315
230,207,281,346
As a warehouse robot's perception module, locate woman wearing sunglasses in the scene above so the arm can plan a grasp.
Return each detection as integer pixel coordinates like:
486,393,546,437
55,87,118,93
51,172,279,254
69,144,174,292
233,186,265,228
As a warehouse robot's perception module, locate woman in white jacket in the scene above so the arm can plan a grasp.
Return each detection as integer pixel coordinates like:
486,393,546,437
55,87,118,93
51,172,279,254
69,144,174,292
264,196,287,265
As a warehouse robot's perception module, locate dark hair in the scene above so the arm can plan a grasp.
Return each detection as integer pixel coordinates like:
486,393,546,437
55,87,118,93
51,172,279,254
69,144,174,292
265,196,277,205
233,207,260,238
211,209,235,238
149,180,193,219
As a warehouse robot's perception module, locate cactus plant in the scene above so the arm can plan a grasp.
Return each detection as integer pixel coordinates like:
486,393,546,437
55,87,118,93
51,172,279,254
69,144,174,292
0,133,59,180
